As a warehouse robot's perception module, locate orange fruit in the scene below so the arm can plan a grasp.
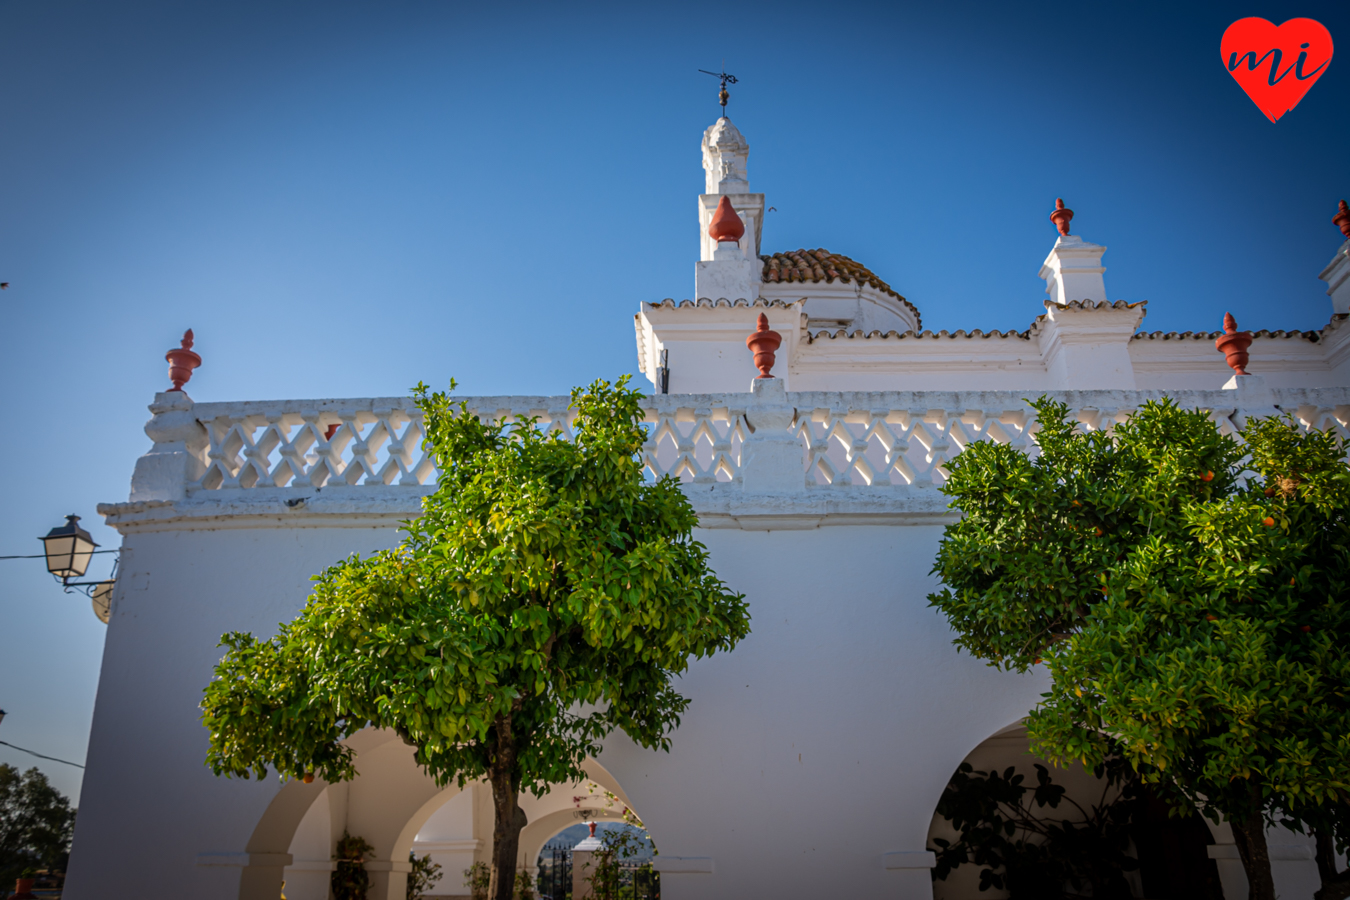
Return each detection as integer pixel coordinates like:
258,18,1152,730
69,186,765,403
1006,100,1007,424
1206,615,1218,622
1300,625,1312,633
1263,517,1275,527
303,772,314,784
1202,471,1214,482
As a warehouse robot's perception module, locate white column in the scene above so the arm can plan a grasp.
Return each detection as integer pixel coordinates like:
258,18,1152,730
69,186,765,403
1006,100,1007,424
694,240,761,301
1223,373,1280,428
1039,235,1108,305
1035,302,1145,390
571,827,603,899
365,859,411,900
129,391,208,501
1319,239,1350,316
740,378,803,493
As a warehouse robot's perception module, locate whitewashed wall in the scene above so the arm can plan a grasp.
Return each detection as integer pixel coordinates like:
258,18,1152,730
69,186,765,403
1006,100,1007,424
64,385,1349,900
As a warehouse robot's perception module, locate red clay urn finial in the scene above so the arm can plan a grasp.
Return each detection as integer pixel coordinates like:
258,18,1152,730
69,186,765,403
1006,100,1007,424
1215,312,1253,376
588,822,596,838
745,313,783,378
1050,198,1074,237
166,328,202,392
709,195,746,244
1335,199,1350,239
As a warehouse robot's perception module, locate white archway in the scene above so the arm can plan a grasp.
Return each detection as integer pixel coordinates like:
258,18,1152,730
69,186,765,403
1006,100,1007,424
239,732,648,900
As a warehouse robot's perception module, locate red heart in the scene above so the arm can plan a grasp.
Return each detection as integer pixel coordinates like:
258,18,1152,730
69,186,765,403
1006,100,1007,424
1221,17,1333,122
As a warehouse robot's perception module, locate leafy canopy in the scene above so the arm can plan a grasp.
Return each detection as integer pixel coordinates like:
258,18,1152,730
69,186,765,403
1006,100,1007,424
930,399,1350,834
201,377,750,796
0,764,76,885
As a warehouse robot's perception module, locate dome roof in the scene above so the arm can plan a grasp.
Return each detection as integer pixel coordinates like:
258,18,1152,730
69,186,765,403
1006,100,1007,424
760,249,920,328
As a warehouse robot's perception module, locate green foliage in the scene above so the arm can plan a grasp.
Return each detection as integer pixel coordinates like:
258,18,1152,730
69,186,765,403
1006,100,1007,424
582,826,657,900
930,760,1139,899
464,861,490,900
407,851,442,900
512,868,534,900
0,765,75,887
201,377,749,899
930,398,1350,895
332,831,373,900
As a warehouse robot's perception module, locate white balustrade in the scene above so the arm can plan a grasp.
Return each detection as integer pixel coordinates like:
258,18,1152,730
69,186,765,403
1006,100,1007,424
151,388,1349,497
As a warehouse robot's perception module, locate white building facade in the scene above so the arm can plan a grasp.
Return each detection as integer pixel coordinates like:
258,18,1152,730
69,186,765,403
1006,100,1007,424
66,116,1350,900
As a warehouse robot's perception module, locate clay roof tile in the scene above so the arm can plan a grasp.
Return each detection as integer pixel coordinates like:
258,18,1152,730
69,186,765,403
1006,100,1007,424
760,248,921,329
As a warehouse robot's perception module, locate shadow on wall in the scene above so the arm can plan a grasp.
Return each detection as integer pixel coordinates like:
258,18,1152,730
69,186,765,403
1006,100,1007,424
926,722,1224,900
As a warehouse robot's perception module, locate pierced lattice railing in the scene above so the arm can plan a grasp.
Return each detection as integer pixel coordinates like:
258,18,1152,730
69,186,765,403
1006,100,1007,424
180,390,1350,494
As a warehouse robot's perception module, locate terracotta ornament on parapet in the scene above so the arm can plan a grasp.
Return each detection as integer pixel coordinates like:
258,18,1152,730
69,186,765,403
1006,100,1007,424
746,313,782,378
1335,200,1350,239
1215,312,1253,376
166,329,202,392
709,195,746,244
1050,198,1074,236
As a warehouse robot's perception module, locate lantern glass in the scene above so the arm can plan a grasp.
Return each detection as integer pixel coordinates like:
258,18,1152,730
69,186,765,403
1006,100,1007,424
90,581,114,624
40,515,98,580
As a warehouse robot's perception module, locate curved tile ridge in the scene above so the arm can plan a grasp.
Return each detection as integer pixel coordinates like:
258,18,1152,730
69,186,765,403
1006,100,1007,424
761,248,922,329
806,327,1031,343
1045,299,1147,311
647,297,804,310
1132,328,1321,341
1028,299,1146,337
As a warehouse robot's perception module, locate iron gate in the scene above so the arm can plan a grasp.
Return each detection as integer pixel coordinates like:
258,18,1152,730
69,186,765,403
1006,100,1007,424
538,847,659,900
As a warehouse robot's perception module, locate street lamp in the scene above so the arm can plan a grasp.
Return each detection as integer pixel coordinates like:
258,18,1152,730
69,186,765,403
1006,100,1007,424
40,515,98,580
38,515,118,623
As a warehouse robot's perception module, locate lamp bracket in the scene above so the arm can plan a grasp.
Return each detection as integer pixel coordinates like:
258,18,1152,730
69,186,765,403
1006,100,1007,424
56,549,120,598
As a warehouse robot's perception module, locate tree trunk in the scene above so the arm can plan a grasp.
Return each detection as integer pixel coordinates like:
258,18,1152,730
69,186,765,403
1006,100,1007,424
487,716,529,900
1229,805,1277,900
1314,828,1350,900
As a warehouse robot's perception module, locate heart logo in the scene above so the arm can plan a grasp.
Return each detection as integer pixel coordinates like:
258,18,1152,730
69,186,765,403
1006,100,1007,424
1221,18,1333,122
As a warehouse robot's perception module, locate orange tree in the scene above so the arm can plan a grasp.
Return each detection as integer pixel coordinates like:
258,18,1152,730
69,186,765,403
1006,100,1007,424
929,398,1350,900
200,378,750,900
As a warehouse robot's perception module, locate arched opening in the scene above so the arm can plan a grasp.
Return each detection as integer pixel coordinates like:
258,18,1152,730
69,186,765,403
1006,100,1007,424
925,721,1224,900
282,789,337,900
240,737,649,900
531,820,658,900
408,789,477,896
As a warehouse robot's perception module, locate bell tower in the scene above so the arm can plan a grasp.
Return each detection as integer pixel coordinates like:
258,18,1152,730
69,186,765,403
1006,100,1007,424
698,118,765,264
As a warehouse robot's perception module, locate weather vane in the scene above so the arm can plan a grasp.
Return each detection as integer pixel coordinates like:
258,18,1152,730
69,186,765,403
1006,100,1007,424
698,65,738,114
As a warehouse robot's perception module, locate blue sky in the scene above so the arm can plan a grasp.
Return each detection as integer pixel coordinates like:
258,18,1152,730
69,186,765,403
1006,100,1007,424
1,0,1347,802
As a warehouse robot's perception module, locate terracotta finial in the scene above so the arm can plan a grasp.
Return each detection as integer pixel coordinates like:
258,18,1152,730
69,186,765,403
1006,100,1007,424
1215,312,1253,376
1335,200,1350,239
1050,198,1074,237
166,329,202,392
709,196,745,244
745,313,783,378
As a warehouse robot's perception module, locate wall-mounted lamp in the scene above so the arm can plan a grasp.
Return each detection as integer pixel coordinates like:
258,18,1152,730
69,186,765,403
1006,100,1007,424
37,515,118,623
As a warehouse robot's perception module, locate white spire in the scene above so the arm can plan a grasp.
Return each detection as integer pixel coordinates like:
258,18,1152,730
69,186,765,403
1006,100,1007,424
698,117,764,264
702,118,750,194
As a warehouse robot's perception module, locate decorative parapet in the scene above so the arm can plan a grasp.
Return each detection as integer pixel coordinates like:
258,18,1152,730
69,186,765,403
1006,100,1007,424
111,388,1350,514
